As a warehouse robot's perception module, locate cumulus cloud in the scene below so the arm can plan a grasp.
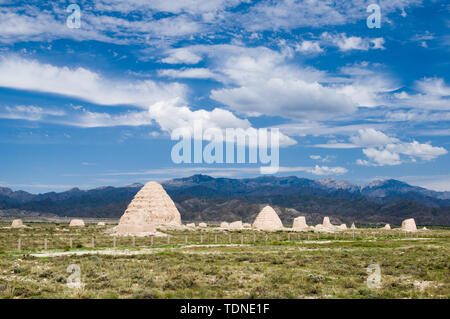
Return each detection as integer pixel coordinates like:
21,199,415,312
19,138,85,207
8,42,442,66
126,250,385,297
315,128,447,166
147,99,297,147
320,33,385,51
159,44,396,119
393,78,450,110
295,41,323,54
361,148,402,166
350,129,447,166
350,128,399,147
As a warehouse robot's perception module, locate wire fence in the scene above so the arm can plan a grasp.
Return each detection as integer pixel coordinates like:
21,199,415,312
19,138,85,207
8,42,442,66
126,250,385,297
1,226,447,253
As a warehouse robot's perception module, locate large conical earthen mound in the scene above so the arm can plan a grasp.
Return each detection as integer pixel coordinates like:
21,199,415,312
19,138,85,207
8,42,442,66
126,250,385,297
252,206,283,231
114,182,181,236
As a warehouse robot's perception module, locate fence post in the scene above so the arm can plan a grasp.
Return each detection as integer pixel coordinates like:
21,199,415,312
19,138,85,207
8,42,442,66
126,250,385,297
352,229,355,240
167,236,170,244
253,233,256,242
215,234,217,244
92,236,95,248
113,236,116,248
44,238,48,250
241,235,244,244
151,236,154,246
288,233,291,241
185,235,188,244
18,238,21,252
265,234,268,242
200,234,203,244
229,234,232,244
70,237,73,249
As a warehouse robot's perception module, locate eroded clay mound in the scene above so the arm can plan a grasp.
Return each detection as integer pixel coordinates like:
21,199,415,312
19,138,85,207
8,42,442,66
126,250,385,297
69,219,85,227
292,216,308,230
401,218,417,232
11,219,27,228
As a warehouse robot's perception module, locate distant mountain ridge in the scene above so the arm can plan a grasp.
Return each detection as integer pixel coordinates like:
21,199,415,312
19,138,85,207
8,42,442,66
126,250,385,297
0,175,449,225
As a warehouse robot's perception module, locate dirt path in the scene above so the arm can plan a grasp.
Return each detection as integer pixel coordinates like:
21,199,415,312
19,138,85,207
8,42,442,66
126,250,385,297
29,244,251,257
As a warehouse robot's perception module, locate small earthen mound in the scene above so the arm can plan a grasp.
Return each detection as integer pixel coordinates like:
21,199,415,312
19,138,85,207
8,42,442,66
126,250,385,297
337,224,347,230
383,224,391,230
351,223,356,230
243,223,252,228
401,218,417,232
219,222,229,229
11,219,27,228
97,222,106,227
198,222,207,228
186,223,196,228
229,221,243,230
69,219,85,227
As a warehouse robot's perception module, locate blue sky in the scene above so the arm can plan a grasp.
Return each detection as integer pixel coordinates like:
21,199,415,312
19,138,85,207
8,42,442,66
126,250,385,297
0,0,449,193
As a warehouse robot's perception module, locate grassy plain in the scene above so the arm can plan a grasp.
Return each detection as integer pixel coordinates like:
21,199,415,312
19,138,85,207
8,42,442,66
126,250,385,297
0,221,448,298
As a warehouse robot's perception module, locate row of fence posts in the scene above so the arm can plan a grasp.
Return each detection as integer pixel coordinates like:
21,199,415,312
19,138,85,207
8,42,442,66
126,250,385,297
14,230,425,251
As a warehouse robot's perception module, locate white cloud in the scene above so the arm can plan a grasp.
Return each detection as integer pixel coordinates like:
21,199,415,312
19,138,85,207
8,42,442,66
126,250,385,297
201,45,360,118
393,78,450,110
385,141,447,161
320,33,385,51
295,41,323,53
158,68,220,80
362,148,402,166
0,105,65,121
315,128,447,166
160,44,396,119
147,99,297,147
0,56,187,107
310,155,333,162
161,48,203,64
350,128,399,147
309,165,347,175
94,0,245,15
240,0,422,31
336,128,448,166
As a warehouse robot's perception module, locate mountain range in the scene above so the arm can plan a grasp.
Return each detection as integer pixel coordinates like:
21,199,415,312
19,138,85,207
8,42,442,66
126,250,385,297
1,175,449,226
